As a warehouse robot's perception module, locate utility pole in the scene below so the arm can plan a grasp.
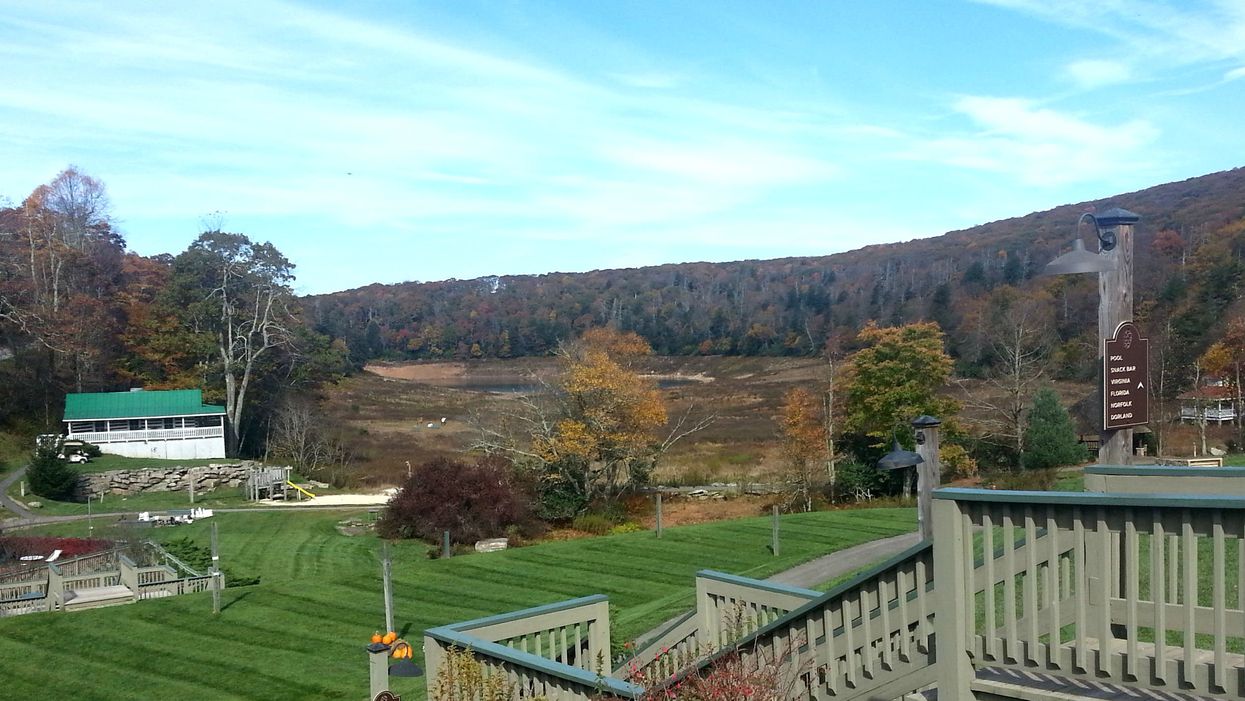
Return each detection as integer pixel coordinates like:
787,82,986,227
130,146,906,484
381,542,394,633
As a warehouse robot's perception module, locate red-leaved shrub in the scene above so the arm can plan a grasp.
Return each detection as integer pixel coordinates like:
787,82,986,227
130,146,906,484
375,456,539,544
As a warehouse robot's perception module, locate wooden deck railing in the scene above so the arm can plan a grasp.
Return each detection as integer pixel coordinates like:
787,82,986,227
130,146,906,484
424,595,643,700
1086,464,1245,496
934,488,1245,699
617,570,820,683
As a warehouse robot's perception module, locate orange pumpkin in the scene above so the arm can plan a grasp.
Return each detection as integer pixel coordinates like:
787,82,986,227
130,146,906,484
382,631,397,645
370,632,383,644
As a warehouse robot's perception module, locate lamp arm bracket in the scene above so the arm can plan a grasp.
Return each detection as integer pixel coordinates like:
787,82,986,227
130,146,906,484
1079,212,1116,252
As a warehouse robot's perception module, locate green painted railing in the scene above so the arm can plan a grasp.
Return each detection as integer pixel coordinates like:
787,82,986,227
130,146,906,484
425,595,643,701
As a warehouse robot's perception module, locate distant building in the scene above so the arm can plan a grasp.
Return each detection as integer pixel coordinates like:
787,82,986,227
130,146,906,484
63,389,227,459
1179,378,1237,424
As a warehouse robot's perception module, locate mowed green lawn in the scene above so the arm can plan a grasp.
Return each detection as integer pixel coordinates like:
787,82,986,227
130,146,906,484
0,507,915,701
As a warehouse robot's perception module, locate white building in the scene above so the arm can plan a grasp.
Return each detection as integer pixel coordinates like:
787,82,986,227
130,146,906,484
64,389,227,459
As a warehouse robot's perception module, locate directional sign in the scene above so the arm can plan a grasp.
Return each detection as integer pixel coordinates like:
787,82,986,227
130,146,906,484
1103,321,1149,430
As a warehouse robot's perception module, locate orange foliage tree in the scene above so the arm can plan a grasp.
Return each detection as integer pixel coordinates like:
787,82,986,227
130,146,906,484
530,328,668,516
779,387,828,512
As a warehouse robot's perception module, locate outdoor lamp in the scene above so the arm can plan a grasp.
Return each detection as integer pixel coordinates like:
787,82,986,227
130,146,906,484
876,432,923,472
389,641,424,678
1042,212,1118,276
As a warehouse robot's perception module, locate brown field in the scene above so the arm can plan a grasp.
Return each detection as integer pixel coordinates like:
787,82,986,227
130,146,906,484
324,357,1237,488
325,356,826,485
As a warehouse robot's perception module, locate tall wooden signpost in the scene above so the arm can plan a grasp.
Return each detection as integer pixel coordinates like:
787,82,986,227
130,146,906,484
1095,209,1143,465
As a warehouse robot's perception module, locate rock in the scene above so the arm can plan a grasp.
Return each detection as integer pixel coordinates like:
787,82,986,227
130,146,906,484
475,538,509,553
26,501,41,508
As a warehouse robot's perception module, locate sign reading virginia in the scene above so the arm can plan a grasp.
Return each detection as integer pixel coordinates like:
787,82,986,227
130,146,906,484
1103,321,1149,430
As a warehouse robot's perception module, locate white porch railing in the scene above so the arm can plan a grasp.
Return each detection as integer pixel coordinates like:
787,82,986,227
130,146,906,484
68,427,224,444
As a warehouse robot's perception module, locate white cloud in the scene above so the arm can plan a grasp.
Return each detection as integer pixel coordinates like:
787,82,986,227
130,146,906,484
976,0,1245,74
905,97,1159,186
1065,59,1133,89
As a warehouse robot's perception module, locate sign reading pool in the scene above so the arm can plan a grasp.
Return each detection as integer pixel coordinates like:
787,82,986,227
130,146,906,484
1103,321,1149,430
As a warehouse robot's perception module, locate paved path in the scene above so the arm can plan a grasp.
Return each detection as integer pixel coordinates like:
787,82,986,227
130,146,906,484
0,465,34,520
766,531,920,589
631,530,921,648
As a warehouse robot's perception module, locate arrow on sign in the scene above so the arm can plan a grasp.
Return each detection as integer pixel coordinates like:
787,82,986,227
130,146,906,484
1137,382,1145,389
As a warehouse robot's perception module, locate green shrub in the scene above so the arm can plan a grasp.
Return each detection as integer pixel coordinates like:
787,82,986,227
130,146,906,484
572,513,613,535
27,439,79,501
1022,388,1084,470
608,522,643,535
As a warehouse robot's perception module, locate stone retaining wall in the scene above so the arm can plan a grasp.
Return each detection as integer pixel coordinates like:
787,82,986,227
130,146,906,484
76,461,265,499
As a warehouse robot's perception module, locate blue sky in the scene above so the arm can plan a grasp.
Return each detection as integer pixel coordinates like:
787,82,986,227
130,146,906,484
2,1,1243,294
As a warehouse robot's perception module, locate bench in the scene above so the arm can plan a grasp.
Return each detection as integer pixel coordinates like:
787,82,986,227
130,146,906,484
1155,456,1223,467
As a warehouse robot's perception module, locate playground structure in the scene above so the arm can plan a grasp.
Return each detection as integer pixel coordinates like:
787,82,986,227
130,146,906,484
242,466,316,501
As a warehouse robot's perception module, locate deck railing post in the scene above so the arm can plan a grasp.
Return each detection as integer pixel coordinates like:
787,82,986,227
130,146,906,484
695,573,715,651
933,497,977,699
587,599,612,675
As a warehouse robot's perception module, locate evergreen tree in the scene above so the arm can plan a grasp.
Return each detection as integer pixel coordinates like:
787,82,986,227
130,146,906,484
27,438,80,501
1021,388,1084,470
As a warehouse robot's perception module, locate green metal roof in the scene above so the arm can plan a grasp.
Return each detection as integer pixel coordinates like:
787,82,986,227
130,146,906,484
64,390,225,421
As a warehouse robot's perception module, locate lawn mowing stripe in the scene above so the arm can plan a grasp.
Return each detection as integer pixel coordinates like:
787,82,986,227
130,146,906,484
3,506,916,701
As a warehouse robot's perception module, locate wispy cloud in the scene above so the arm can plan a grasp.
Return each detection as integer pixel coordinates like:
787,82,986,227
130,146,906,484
904,97,1159,186
1064,60,1133,89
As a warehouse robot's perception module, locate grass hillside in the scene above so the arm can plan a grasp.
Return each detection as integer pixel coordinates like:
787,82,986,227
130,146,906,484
1,507,915,700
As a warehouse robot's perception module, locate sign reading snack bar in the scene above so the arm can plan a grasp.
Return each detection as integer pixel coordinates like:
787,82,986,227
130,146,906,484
1103,321,1149,430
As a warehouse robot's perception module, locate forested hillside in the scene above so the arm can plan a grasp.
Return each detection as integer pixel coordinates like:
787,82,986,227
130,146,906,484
308,167,1245,392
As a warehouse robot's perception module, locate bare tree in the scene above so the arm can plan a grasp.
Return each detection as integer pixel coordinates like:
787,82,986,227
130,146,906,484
957,288,1053,468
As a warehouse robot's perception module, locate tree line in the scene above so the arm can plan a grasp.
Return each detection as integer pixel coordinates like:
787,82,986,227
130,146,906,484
307,167,1245,444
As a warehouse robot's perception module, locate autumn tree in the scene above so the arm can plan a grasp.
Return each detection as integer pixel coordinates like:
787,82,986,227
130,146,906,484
1195,341,1233,455
0,167,125,405
779,387,827,512
474,327,709,519
839,321,959,447
165,230,299,456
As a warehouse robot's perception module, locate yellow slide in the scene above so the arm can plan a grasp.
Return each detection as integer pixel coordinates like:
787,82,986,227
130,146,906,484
286,481,316,499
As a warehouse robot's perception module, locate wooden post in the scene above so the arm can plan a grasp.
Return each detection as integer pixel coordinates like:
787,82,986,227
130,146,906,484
933,498,977,698
913,416,942,542
381,542,395,633
771,505,780,557
1097,210,1139,465
442,530,451,559
655,493,663,539
189,470,195,505
19,480,24,497
210,521,221,615
367,642,391,697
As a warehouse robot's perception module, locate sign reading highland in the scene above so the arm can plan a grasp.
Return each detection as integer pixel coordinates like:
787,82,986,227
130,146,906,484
1103,321,1149,430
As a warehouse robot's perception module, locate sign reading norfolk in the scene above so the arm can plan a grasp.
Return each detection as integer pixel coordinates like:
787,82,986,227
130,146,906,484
1103,321,1149,430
